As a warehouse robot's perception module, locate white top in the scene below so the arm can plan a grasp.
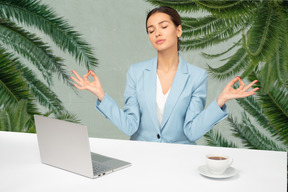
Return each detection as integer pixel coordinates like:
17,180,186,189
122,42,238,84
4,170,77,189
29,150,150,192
156,74,170,127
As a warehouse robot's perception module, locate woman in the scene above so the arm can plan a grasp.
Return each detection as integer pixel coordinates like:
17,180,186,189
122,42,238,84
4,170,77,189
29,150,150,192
71,6,258,144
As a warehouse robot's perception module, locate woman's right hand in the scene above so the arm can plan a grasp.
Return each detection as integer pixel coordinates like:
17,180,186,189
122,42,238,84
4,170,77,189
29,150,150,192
71,70,105,101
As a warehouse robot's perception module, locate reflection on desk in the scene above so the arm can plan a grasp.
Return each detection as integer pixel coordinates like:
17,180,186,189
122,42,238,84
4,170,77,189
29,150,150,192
0,131,286,192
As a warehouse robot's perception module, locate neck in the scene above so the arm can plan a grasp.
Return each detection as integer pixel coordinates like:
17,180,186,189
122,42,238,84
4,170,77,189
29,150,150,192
157,50,179,72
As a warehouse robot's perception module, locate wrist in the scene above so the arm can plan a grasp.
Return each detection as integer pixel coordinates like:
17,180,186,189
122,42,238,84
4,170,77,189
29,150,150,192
217,94,227,108
97,90,105,101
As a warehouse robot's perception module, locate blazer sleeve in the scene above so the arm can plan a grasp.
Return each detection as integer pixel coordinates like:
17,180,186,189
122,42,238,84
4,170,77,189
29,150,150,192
95,65,140,136
183,71,228,142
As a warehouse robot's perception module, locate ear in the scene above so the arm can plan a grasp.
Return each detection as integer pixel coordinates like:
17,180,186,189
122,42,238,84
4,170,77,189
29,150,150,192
176,25,182,38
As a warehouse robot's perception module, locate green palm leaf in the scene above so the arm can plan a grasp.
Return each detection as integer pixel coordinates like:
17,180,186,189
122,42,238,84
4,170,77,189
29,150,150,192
0,100,33,132
195,0,258,17
0,0,98,69
241,3,284,82
181,26,242,51
202,39,241,60
258,87,288,143
236,95,270,133
146,0,258,16
207,47,248,80
228,114,286,151
276,37,288,85
204,130,238,148
244,3,280,59
0,48,37,112
258,56,279,93
181,15,247,39
0,0,99,125
235,73,288,145
145,0,199,12
15,62,65,114
54,113,81,124
0,19,71,86
0,48,66,115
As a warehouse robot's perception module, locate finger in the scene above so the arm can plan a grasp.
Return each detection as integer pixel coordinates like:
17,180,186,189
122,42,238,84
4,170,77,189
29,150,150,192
72,70,83,81
239,87,259,98
73,83,86,90
238,77,245,90
89,70,100,81
227,76,240,87
83,71,90,82
70,76,82,85
243,80,258,92
251,87,260,93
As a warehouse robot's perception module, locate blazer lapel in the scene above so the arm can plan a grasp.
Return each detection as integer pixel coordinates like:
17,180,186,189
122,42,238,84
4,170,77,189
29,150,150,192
160,55,190,129
144,57,160,131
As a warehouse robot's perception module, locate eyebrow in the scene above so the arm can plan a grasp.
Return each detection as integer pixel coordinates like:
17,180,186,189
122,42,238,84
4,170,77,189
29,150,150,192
147,20,170,29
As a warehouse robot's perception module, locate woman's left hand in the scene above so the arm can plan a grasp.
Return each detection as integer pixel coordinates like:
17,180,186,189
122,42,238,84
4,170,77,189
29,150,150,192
217,76,259,108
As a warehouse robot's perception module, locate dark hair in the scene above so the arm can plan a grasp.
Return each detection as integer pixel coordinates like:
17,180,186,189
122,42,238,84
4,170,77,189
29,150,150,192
146,6,181,51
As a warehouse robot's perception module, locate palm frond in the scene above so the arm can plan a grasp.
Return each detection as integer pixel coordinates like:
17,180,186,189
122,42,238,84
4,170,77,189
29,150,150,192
0,0,98,69
197,1,242,9
235,92,284,145
239,56,259,80
258,55,280,93
0,47,66,115
202,39,241,60
207,47,248,80
0,108,9,131
14,62,66,114
146,0,259,17
244,3,283,61
241,3,287,90
236,95,269,132
258,87,288,144
0,100,33,132
204,130,238,148
236,73,288,145
145,0,199,13
195,0,259,19
0,48,37,111
0,19,72,86
54,112,81,124
181,16,246,39
181,25,242,51
228,114,286,151
276,31,288,85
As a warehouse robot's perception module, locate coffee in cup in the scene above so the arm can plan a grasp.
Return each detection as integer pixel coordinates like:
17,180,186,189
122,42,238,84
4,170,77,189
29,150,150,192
206,154,233,175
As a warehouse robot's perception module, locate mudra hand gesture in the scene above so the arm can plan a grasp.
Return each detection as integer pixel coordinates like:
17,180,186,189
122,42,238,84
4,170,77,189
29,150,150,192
217,76,259,107
71,71,259,107
71,70,105,101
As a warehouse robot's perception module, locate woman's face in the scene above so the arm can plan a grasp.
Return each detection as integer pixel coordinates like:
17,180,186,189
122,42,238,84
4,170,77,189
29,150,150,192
146,12,182,52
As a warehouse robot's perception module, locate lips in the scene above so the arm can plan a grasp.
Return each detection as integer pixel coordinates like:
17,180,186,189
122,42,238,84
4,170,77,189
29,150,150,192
156,39,165,45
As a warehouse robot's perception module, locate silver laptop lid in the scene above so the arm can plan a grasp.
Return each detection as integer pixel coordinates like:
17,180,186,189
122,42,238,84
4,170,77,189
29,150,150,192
34,115,94,178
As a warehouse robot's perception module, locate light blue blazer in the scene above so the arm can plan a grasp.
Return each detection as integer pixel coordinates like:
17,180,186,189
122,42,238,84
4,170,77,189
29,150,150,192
96,55,228,144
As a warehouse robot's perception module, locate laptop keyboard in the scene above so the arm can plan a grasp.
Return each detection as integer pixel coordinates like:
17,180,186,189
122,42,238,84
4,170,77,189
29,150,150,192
92,161,112,175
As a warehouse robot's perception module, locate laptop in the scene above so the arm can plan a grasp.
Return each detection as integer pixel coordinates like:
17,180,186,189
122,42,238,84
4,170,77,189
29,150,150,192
34,115,131,179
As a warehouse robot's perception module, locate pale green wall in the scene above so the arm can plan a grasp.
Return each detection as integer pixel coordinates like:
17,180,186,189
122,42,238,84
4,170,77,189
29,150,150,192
40,0,242,144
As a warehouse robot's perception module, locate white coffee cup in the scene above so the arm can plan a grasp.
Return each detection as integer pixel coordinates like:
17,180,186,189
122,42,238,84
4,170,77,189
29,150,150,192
206,154,233,175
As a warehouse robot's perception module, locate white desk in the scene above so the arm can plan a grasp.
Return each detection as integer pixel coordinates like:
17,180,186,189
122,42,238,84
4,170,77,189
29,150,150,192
0,131,286,192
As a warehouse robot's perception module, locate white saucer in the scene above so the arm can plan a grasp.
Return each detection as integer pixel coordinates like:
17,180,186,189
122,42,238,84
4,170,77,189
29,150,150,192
198,165,238,179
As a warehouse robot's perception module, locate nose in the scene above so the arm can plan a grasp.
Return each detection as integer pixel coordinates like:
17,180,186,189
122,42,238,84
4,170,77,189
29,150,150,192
155,29,161,37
